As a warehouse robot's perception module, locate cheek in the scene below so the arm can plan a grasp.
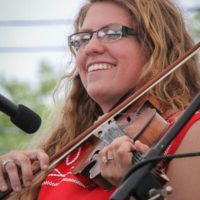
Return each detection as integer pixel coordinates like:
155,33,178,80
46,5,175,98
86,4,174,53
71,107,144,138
76,54,86,76
75,59,87,90
78,68,87,88
118,49,146,72
116,47,146,85
76,51,86,69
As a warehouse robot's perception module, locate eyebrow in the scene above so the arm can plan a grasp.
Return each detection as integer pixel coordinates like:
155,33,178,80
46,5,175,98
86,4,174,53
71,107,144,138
79,23,112,32
79,27,94,32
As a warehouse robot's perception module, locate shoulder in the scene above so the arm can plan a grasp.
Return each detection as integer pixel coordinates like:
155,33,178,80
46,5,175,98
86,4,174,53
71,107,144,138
166,111,200,200
185,110,200,128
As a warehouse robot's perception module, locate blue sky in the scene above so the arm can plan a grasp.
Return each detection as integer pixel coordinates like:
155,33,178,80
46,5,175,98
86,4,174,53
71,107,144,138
0,0,199,85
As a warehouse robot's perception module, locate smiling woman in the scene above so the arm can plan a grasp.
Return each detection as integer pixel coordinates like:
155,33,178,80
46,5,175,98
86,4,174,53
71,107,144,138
0,1,200,200
75,3,147,112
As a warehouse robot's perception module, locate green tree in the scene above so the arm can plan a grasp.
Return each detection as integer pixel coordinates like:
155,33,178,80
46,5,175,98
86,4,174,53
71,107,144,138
0,62,58,153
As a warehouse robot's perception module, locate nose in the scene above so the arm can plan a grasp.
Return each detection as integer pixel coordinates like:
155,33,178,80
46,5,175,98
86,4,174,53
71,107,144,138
84,33,105,55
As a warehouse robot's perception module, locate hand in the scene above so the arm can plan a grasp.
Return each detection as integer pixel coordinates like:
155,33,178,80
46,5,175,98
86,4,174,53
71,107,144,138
98,136,149,186
0,149,49,193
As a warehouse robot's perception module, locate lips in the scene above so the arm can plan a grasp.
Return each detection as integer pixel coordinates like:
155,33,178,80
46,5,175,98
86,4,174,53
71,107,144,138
87,63,116,72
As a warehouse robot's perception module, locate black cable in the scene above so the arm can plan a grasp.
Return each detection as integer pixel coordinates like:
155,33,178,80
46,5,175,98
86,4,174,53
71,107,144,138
122,151,200,183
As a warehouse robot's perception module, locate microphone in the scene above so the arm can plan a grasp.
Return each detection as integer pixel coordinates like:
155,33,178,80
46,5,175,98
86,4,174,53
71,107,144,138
0,93,41,133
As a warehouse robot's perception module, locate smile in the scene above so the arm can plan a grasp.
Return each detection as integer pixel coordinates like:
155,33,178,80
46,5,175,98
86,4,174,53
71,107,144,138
88,63,116,72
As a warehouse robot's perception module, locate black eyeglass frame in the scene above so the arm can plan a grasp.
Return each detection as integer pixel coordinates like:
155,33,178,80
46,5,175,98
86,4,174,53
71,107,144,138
68,23,137,53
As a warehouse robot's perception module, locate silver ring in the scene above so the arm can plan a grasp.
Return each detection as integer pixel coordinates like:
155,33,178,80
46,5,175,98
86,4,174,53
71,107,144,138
102,155,114,164
2,160,14,171
102,156,108,164
107,153,114,161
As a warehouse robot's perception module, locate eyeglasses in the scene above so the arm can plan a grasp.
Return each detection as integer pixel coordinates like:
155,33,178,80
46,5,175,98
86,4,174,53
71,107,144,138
68,23,137,54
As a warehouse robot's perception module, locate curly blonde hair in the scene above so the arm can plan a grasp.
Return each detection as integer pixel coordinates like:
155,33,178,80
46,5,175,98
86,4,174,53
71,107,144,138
13,0,200,199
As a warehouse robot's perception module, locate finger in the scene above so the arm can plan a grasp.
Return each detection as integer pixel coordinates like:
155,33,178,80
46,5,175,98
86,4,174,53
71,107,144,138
25,149,49,170
111,136,135,156
135,140,149,153
111,135,133,148
0,165,8,192
102,151,115,165
114,145,136,167
13,154,33,188
99,136,134,164
98,145,109,165
5,161,22,192
115,139,136,154
98,145,109,158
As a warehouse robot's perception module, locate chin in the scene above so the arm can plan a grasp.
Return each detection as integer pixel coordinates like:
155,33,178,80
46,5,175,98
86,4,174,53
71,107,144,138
88,90,105,100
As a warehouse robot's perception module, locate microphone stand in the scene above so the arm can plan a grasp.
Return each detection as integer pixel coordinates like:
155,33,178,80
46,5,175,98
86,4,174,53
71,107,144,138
111,91,200,200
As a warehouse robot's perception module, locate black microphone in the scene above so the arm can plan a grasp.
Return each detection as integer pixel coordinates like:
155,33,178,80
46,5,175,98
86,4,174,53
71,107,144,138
0,93,41,133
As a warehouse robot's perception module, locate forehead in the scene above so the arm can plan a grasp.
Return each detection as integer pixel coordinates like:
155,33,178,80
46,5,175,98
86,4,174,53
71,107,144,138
81,2,132,31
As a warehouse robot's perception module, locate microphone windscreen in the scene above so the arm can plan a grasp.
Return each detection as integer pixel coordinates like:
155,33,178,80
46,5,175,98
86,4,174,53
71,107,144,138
10,104,41,133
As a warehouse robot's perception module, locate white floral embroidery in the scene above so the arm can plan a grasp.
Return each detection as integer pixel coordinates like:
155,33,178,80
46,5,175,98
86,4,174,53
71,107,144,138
66,146,82,165
42,146,87,188
42,180,59,187
42,177,86,188
47,169,66,177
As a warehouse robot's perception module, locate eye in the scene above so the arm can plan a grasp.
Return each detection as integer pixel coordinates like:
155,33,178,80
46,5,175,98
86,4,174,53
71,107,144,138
81,34,91,44
106,30,122,40
70,33,91,50
70,38,81,50
69,34,81,50
98,30,107,38
72,41,81,50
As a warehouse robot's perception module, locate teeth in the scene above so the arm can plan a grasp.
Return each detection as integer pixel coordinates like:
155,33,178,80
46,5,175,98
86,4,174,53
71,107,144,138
88,63,114,72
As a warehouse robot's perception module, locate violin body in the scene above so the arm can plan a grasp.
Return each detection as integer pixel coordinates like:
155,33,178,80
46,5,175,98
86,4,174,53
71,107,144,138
72,98,169,189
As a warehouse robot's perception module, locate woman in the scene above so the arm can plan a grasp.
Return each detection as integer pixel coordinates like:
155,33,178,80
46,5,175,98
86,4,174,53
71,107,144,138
0,0,200,199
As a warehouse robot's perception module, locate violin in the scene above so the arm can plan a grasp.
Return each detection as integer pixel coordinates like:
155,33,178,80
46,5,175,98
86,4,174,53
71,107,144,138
72,96,169,189
1,42,199,199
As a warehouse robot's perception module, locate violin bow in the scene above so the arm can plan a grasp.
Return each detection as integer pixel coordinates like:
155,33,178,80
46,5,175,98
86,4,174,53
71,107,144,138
1,42,199,199
46,42,200,174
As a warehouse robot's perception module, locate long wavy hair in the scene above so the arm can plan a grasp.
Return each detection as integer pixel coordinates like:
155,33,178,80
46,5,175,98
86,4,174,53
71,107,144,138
13,0,200,199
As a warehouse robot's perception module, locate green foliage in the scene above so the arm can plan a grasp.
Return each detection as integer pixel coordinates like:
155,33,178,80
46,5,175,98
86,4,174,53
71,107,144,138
0,62,58,154
188,9,200,41
0,130,32,153
193,10,200,37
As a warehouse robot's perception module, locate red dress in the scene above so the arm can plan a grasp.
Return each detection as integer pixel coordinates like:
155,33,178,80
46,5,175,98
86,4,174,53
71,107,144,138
38,111,200,200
